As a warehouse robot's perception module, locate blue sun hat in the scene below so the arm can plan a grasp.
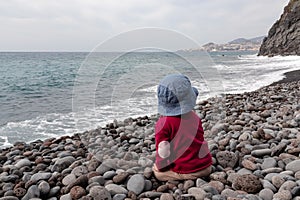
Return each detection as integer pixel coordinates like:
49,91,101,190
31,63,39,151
157,74,199,116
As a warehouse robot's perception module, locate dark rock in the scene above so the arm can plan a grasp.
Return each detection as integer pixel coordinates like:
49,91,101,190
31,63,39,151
4,190,14,197
89,186,111,200
48,186,60,197
21,185,40,200
144,180,152,191
103,171,117,179
51,156,76,172
210,172,227,184
89,176,105,185
38,180,50,196
0,197,19,200
143,167,153,179
157,185,169,193
291,186,300,197
13,188,26,198
2,183,14,192
87,171,101,179
113,194,126,200
232,174,262,193
179,194,196,200
87,159,101,171
66,175,89,192
70,186,86,199
15,158,31,168
0,175,18,182
201,185,219,195
0,156,8,164
113,172,129,184
216,151,238,168
258,0,300,56
183,180,194,191
127,191,137,199
96,163,113,175
251,149,272,157
140,191,162,198
271,143,287,156
212,195,226,200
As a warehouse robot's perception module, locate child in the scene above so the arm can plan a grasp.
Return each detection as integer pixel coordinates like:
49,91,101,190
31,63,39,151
153,74,212,181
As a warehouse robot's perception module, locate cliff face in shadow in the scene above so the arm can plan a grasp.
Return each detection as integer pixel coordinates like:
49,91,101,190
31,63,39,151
258,0,300,56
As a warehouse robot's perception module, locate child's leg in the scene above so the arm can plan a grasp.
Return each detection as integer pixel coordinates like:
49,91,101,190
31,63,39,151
179,165,212,180
152,164,212,181
152,165,182,181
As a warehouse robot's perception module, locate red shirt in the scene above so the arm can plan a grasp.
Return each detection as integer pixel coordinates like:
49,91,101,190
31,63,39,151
155,111,212,173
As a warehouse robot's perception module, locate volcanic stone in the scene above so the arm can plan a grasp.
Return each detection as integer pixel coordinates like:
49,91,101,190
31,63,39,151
70,186,86,199
216,151,238,168
232,174,262,193
90,186,112,200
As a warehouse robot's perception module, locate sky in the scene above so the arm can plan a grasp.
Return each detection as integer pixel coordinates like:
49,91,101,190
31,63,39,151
0,0,290,51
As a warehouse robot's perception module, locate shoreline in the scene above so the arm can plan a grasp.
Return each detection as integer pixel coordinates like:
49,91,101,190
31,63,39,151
1,68,300,149
1,77,300,198
270,69,300,86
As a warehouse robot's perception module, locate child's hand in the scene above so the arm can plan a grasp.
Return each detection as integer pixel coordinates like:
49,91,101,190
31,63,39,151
158,141,171,158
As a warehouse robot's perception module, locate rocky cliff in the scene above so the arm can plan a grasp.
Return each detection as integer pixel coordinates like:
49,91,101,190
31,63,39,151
258,0,300,56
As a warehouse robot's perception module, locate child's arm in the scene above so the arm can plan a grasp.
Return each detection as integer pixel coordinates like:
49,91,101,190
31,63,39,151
155,119,172,171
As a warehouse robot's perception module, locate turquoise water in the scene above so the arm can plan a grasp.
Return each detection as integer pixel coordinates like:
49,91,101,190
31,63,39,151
0,52,83,125
1,51,300,147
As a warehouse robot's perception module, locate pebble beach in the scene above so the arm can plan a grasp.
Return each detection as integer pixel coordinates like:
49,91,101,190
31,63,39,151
1,73,300,200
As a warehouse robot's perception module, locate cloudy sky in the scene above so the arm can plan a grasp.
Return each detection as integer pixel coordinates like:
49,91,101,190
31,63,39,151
0,0,289,51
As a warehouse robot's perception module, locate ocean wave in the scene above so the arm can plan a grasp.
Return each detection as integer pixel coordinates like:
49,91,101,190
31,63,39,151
211,64,230,70
0,136,11,149
1,52,300,148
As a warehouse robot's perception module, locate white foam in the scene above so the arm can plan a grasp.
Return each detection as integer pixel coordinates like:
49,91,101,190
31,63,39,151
222,54,300,93
1,54,300,148
0,136,12,148
139,85,157,93
211,64,230,70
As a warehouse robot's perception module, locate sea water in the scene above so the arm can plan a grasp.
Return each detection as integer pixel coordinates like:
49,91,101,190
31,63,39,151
0,51,300,148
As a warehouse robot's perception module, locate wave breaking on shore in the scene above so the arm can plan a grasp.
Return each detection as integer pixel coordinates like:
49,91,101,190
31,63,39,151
0,80,299,199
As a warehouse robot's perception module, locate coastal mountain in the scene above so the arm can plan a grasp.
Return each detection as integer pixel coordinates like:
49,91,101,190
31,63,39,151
200,36,264,52
178,36,265,52
229,36,265,45
258,0,300,56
